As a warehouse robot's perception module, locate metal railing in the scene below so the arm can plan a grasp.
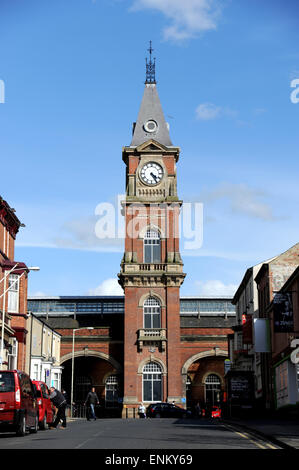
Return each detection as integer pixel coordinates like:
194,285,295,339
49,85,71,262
71,403,88,419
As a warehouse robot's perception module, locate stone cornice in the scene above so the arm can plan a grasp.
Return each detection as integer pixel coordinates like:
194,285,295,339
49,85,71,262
118,271,186,288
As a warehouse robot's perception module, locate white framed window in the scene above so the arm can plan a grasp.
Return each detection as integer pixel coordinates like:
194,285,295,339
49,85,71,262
52,372,59,390
7,338,18,370
143,297,161,329
205,374,221,405
144,229,161,263
32,363,39,381
8,274,19,313
143,362,162,402
105,375,119,408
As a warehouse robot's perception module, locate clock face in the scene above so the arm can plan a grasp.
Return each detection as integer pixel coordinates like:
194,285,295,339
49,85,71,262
140,162,163,185
144,120,158,133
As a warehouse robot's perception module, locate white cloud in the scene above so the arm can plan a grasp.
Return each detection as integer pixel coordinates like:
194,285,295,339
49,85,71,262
88,278,123,296
195,102,237,120
195,279,238,296
130,0,222,41
29,291,48,298
201,183,278,221
54,214,123,252
195,103,221,120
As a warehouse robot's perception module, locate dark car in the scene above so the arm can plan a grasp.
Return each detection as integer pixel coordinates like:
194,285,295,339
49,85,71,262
0,370,39,436
146,402,192,419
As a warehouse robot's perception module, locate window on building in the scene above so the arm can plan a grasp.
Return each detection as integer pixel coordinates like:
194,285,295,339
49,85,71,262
7,338,17,370
143,362,162,402
105,375,119,408
143,297,161,329
7,274,19,313
144,229,161,263
205,374,221,405
237,333,243,350
32,363,39,381
52,372,60,391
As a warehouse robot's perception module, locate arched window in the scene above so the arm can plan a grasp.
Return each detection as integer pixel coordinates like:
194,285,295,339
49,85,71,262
105,375,119,408
143,362,162,402
144,229,161,263
143,297,161,329
205,374,221,405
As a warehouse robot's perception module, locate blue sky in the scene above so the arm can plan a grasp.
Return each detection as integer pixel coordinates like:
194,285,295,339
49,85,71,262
0,0,299,297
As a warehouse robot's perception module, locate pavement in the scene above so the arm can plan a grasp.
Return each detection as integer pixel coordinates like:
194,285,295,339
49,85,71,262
223,417,299,449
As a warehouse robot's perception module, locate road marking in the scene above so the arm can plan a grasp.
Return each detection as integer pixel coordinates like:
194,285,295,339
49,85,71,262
222,424,271,450
265,442,279,450
75,430,105,449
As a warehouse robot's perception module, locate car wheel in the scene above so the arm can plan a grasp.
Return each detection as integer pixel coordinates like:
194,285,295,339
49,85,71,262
182,412,187,419
16,415,26,437
40,413,48,430
30,414,38,433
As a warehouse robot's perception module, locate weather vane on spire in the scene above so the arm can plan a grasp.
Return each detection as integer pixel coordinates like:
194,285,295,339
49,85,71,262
145,40,156,84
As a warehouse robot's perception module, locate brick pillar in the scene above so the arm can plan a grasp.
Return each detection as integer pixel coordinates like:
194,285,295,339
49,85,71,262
122,286,138,417
166,286,182,403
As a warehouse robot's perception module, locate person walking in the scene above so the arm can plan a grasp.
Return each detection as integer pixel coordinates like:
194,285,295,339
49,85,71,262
85,387,100,421
49,387,67,429
138,402,146,418
195,402,201,418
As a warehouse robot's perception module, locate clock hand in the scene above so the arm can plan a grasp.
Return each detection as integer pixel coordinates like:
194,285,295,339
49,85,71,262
150,172,157,182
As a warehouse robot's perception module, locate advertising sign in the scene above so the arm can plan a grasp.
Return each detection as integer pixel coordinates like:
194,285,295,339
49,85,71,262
226,371,254,406
273,292,294,332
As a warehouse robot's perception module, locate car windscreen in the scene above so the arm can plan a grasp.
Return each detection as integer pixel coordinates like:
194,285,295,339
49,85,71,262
0,372,15,393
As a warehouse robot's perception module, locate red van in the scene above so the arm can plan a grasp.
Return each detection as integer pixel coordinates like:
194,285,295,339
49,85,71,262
32,380,54,429
0,370,39,436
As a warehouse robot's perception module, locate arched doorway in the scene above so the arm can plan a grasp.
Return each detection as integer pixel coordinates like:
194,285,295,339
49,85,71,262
182,350,227,412
60,351,122,418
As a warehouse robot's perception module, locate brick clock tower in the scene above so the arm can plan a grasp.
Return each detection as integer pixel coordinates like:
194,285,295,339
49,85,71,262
118,44,186,417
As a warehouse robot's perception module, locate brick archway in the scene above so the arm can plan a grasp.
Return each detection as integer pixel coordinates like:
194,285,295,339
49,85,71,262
181,349,228,406
181,349,228,376
60,350,122,374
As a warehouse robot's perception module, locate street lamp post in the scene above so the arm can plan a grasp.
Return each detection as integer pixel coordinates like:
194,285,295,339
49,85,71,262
70,327,94,418
0,263,40,367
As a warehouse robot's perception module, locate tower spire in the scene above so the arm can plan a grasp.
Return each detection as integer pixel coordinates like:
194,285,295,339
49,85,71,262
145,40,156,84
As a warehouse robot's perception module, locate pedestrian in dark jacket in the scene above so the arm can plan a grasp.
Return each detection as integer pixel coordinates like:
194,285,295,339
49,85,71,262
49,387,67,428
85,387,99,421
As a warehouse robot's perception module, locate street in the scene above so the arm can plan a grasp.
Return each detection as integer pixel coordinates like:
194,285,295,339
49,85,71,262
0,418,281,450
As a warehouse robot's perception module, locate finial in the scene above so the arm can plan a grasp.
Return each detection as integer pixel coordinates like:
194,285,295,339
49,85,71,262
145,40,156,84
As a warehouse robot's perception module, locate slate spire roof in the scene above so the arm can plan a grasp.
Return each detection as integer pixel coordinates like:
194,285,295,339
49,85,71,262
130,43,172,147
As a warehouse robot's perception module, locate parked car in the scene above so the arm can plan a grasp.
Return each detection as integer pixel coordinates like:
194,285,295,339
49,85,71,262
146,402,192,419
0,370,39,436
32,380,55,429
